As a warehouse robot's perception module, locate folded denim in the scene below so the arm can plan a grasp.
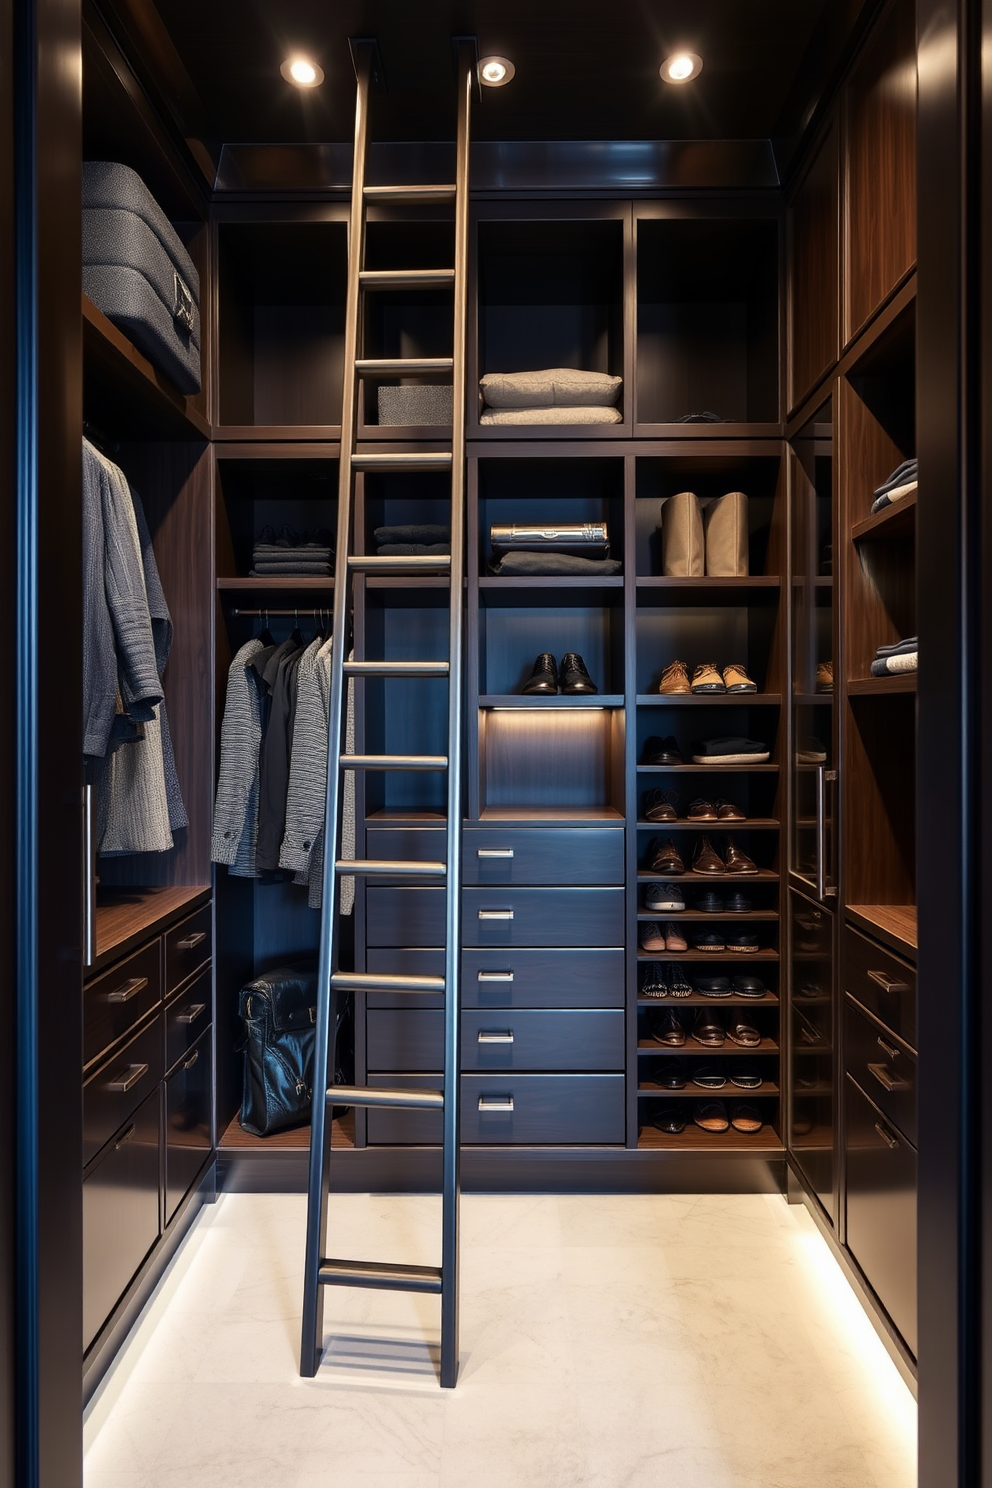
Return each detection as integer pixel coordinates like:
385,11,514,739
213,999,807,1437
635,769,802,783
871,651,917,676
374,524,450,547
489,552,622,576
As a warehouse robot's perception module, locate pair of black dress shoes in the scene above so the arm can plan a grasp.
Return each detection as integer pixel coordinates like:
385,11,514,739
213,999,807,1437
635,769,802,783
522,652,598,695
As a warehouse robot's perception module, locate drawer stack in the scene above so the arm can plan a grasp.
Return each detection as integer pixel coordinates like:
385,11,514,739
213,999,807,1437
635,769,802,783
843,925,918,1356
82,901,213,1354
362,825,626,1145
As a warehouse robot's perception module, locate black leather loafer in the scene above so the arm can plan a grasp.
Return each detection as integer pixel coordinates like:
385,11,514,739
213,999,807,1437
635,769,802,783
560,652,598,694
691,1063,727,1089
694,974,732,998
730,975,766,999
730,1066,762,1089
725,930,760,953
642,735,683,765
654,1060,686,1090
724,890,753,913
693,930,727,953
648,1100,686,1134
522,652,558,694
648,1007,685,1046
694,890,725,913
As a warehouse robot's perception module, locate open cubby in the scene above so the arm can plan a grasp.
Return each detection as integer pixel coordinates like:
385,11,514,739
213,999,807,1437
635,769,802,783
476,218,625,420
634,700,784,773
636,217,780,427
635,771,780,824
635,606,783,696
214,456,337,581
636,829,781,878
634,452,784,578
358,468,454,557
360,219,455,433
844,694,916,907
217,221,347,429
475,456,625,577
479,592,625,699
479,706,625,817
360,595,450,818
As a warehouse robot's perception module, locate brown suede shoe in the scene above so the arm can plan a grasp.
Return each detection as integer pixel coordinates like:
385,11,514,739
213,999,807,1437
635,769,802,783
691,835,725,875
691,662,726,694
715,800,745,821
722,662,757,693
724,836,758,875
658,660,691,694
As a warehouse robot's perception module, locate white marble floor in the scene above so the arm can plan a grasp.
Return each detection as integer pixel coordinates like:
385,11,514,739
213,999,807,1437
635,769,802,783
84,1190,917,1488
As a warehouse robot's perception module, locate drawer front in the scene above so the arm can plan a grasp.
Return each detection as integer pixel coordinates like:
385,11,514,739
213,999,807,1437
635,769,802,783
844,926,916,1050
462,828,624,886
366,887,445,947
83,1088,162,1352
164,1027,213,1227
845,1074,918,1355
463,948,625,1008
367,949,445,1009
165,965,212,1072
83,1014,164,1166
366,1074,625,1145
84,940,161,1071
366,1008,626,1073
165,904,212,994
365,828,446,884
463,887,625,947
845,996,916,1146
463,1010,625,1071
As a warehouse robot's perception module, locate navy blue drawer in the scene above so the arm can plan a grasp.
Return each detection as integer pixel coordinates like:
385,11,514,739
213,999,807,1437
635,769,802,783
463,828,624,886
366,1073,625,1145
366,949,446,1008
365,828,446,885
83,1013,164,1167
366,887,445,947
463,948,625,1008
463,887,624,947
366,1007,625,1072
367,1010,443,1072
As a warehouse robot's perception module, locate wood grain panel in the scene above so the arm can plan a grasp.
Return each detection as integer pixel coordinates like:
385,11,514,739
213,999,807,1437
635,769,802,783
844,0,917,339
789,121,839,409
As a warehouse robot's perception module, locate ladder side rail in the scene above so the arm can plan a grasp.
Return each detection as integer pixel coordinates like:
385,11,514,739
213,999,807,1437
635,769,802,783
300,42,373,1379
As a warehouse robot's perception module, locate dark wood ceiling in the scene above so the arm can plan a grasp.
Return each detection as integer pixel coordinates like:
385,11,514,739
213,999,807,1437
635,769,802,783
145,0,838,146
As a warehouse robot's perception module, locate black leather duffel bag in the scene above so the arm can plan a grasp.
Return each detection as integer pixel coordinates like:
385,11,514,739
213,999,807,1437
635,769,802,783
238,964,351,1136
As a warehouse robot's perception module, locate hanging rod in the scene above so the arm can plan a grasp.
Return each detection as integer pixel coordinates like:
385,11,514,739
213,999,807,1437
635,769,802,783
231,608,332,618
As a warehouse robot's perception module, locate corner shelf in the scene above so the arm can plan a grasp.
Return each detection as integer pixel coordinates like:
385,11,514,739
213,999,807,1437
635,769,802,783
847,673,916,695
852,492,917,543
83,293,209,441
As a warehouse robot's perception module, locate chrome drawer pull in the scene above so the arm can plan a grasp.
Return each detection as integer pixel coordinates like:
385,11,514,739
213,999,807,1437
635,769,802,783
868,1061,911,1094
874,1120,900,1150
867,969,909,995
876,1035,900,1060
177,930,207,951
478,909,513,921
478,1095,514,1111
176,1003,207,1026
477,970,513,982
183,1049,199,1072
115,1124,136,1151
107,1062,149,1094
478,1030,514,1044
106,976,148,1004
477,848,514,858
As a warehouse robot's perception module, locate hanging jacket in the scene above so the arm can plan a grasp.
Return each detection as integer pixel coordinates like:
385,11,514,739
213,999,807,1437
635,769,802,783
211,637,266,875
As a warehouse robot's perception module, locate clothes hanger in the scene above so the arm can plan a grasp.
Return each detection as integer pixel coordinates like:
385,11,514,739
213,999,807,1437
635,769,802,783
258,608,274,647
289,607,304,648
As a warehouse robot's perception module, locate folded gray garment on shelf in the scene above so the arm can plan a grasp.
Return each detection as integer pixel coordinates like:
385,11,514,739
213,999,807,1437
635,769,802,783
479,367,622,409
250,563,333,576
870,651,917,676
376,543,450,555
253,546,333,560
489,552,622,576
374,524,450,547
480,405,623,425
875,635,918,656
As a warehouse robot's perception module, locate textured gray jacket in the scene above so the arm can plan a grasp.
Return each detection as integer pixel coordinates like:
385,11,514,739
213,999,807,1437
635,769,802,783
211,637,265,874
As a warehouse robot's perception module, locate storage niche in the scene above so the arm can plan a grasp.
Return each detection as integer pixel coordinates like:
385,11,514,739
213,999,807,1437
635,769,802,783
475,456,625,578
215,455,338,585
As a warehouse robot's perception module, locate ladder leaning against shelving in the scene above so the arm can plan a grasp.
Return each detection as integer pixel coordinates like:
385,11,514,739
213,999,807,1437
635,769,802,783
300,36,476,1389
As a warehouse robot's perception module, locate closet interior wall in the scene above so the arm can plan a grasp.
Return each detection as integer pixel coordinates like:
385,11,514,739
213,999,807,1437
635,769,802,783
72,0,919,1400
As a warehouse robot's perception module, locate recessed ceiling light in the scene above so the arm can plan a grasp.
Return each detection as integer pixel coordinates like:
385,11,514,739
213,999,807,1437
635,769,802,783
280,55,324,88
660,52,703,85
479,56,515,87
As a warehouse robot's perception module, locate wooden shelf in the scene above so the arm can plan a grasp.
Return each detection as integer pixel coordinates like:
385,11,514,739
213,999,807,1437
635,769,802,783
93,886,211,973
217,577,334,593
637,868,779,884
637,992,779,1007
852,491,917,543
478,806,625,823
83,293,209,441
218,1113,354,1151
213,424,342,443
793,693,833,706
847,903,918,959
480,695,624,708
636,910,780,921
478,576,624,591
638,1079,779,1096
631,422,786,442
636,949,779,962
635,578,781,603
637,762,780,773
636,1125,784,1152
635,818,780,829
848,672,917,695
637,1037,779,1055
636,693,782,706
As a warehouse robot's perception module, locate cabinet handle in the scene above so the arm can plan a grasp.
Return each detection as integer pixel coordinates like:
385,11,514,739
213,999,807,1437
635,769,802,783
107,1062,149,1094
874,1120,900,1150
868,1061,911,1094
106,976,148,1004
115,1124,136,1151
478,1095,514,1111
176,1003,206,1026
867,968,909,995
478,1030,514,1044
876,1035,900,1060
82,784,96,969
177,930,207,951
477,848,514,858
478,909,513,921
183,1049,199,1071
477,970,513,982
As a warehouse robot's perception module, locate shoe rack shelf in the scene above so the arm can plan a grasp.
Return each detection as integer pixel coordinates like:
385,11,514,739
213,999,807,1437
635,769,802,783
637,993,779,1007
635,950,780,962
847,673,916,696
636,1126,783,1152
637,1038,780,1055
637,763,780,774
638,1079,780,1096
636,870,779,884
635,818,780,828
636,910,780,921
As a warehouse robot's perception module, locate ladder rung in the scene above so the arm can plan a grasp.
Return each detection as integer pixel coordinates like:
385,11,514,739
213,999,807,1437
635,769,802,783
330,1085,444,1110
359,269,454,290
348,553,452,573
364,184,456,203
331,971,446,993
351,452,453,473
343,659,449,677
355,356,454,376
341,754,447,771
318,1259,443,1293
338,859,446,878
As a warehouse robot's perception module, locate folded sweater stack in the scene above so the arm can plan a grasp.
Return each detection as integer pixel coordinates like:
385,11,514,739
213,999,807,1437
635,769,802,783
870,636,917,677
479,368,622,426
251,525,334,577
374,523,450,556
871,459,917,514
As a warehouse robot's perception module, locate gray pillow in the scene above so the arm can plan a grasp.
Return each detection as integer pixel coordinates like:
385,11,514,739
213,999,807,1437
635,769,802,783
480,367,622,409
480,405,623,425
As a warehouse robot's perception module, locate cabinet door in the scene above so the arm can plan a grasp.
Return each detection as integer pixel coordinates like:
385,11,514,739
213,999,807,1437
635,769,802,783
845,1074,917,1355
789,889,836,1224
164,1027,212,1227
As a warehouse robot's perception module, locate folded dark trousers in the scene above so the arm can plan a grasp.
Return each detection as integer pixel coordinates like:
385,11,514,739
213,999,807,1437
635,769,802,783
251,562,333,575
692,736,767,757
374,524,450,547
490,552,622,576
875,636,918,656
376,543,449,556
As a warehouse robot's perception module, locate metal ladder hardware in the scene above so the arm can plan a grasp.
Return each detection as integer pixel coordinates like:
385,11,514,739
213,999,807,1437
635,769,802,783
300,36,475,1391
